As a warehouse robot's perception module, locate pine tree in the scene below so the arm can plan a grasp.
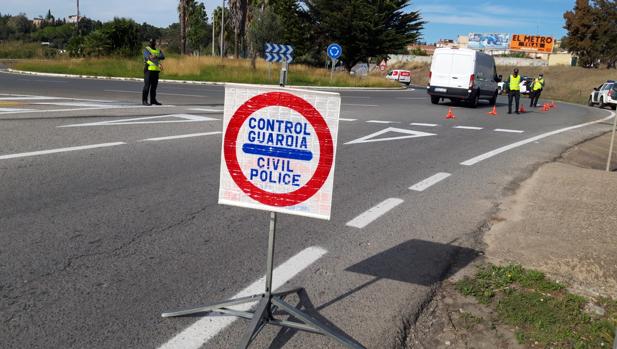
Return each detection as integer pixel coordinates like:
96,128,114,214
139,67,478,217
563,0,600,67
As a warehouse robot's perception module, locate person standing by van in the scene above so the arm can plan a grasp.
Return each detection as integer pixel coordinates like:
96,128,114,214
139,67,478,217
506,68,521,114
529,73,545,108
142,39,164,106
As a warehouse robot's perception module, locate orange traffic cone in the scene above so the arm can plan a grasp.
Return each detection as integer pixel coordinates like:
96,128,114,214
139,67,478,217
445,107,456,119
519,105,527,113
550,101,556,108
487,105,497,116
542,103,550,112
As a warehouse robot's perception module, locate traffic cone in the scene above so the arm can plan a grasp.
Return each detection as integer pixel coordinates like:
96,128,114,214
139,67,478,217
550,101,556,108
487,105,497,116
445,107,456,119
519,105,527,113
542,103,550,112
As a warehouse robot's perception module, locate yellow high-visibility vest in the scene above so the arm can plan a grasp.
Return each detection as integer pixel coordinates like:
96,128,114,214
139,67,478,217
146,47,161,71
533,78,544,91
509,75,521,91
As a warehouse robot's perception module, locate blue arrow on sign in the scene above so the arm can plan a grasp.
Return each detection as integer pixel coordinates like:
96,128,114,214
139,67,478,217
327,43,342,59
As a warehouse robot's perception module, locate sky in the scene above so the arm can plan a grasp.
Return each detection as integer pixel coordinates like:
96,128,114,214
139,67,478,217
3,0,573,43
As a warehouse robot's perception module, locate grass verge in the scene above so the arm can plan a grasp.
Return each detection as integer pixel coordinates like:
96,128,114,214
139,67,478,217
456,264,617,348
10,56,399,88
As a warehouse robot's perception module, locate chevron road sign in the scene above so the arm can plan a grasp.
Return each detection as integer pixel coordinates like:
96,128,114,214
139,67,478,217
265,43,294,63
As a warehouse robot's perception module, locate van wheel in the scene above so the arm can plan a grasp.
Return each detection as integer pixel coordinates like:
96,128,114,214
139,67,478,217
489,91,497,106
599,97,605,109
612,104,616,110
430,96,440,104
588,97,594,106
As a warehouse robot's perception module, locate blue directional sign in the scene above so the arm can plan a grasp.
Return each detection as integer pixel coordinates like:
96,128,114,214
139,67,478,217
265,43,294,63
327,43,342,60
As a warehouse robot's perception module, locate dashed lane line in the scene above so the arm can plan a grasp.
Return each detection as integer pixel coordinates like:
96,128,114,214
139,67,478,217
461,112,615,166
142,132,222,142
366,120,399,124
188,108,224,113
410,122,439,127
339,118,357,122
346,198,404,229
342,103,379,107
0,142,126,161
157,246,327,349
494,128,524,133
409,172,451,192
453,126,483,130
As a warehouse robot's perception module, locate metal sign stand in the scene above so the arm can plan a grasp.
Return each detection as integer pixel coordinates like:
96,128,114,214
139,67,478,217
330,58,337,81
162,212,364,348
162,78,365,349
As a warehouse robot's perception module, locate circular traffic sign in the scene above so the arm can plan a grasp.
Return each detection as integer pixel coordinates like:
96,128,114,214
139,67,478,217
224,92,334,207
327,43,342,59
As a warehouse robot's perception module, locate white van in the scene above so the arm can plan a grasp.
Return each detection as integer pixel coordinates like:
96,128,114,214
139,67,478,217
427,48,500,107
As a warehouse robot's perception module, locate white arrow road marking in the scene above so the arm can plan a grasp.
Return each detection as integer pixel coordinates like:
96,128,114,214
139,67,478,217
346,198,404,229
409,172,451,192
461,112,615,166
345,127,436,145
142,132,222,142
0,142,125,160
494,128,524,133
158,246,327,349
59,114,219,127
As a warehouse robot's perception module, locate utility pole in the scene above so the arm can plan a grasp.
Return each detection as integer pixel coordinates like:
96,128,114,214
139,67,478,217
220,0,224,57
212,15,215,56
179,0,187,55
76,0,80,34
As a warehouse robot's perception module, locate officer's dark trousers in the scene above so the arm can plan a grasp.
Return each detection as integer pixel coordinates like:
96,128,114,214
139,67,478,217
530,90,542,107
508,90,520,113
142,70,159,103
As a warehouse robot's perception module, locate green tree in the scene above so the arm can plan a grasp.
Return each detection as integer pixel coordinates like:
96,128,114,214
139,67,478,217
269,0,314,64
83,30,112,56
7,14,32,39
229,0,248,57
304,0,424,71
212,6,233,56
100,18,141,56
45,9,54,22
593,0,617,68
187,1,211,53
563,0,600,67
247,5,282,68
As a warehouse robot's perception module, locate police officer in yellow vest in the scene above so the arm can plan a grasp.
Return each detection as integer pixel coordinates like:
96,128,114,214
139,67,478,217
506,68,521,114
142,39,165,106
529,73,545,108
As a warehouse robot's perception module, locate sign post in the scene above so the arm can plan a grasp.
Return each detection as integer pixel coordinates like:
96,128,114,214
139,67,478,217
327,43,342,81
162,83,364,348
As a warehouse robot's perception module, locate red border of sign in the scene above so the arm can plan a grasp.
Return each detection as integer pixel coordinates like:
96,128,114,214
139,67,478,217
224,91,334,207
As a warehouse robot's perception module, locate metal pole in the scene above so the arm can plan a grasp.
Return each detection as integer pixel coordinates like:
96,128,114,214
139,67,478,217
212,15,215,56
607,112,617,172
76,0,80,34
265,212,277,295
220,0,224,57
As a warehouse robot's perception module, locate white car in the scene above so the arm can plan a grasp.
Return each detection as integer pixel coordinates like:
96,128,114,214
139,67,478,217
386,69,411,85
498,76,533,95
588,81,617,110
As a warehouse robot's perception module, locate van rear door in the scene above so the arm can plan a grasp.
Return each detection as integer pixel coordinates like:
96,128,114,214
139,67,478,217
450,50,475,89
430,51,454,88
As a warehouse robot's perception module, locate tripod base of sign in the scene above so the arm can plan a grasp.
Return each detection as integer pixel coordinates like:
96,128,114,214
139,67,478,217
161,212,365,349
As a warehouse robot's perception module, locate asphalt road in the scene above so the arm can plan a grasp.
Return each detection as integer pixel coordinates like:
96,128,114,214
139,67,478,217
0,70,614,349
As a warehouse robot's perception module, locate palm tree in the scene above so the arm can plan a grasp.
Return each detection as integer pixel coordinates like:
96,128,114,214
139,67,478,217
229,0,248,58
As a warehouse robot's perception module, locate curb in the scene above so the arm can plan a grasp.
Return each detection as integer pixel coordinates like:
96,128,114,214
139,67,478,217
4,68,407,91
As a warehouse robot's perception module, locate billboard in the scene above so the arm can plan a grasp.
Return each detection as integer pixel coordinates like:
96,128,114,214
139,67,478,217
509,34,554,53
467,33,510,50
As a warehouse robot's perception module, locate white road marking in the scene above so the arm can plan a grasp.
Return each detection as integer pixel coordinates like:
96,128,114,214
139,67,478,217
345,127,436,145
0,105,173,116
104,89,205,98
410,122,439,127
454,126,483,130
342,103,379,107
461,112,616,166
142,132,222,142
345,96,370,99
494,128,524,133
59,114,218,127
0,96,59,101
34,102,117,108
366,120,399,124
189,108,224,113
18,79,67,83
409,172,451,192
0,108,34,112
346,198,404,229
0,142,125,161
158,246,327,349
339,118,357,122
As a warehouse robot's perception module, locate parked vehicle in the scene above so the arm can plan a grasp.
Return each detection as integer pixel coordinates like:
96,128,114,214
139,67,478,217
588,81,617,110
386,69,411,85
498,76,533,95
427,48,499,107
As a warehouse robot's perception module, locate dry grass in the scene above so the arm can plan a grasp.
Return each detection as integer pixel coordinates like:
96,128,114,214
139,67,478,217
393,60,617,105
11,56,399,88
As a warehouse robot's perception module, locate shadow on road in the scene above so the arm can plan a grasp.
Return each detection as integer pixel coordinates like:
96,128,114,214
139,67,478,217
268,239,480,348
